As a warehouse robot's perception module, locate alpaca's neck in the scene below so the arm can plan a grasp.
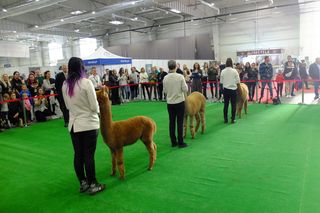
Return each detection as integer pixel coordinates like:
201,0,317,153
100,101,113,138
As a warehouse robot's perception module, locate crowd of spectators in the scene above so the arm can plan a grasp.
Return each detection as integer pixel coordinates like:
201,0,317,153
2,55,320,132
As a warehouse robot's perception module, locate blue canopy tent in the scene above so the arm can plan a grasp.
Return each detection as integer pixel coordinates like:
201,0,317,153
83,47,132,76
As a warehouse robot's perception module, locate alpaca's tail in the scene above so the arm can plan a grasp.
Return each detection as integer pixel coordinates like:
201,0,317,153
151,119,157,134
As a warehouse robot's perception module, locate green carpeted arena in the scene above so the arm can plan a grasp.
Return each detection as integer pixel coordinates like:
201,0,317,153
1,102,319,212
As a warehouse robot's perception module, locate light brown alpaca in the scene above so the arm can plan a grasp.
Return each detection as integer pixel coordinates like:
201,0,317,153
96,87,157,180
236,83,249,118
183,92,206,139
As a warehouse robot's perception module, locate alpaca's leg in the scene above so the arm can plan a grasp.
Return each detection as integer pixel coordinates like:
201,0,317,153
153,142,157,161
183,115,188,138
195,113,200,132
244,100,248,114
190,115,195,139
110,149,116,176
238,101,243,118
116,148,125,180
145,141,157,170
200,110,205,134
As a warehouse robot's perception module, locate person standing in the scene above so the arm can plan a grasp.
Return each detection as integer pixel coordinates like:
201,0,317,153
202,62,209,99
246,62,258,101
129,67,139,100
176,63,183,75
275,69,284,97
42,70,56,115
139,67,151,100
191,63,202,93
62,57,105,195
309,57,320,100
109,70,121,105
163,60,188,148
55,64,69,127
283,60,298,97
220,58,240,124
88,67,102,90
259,56,274,102
11,71,23,93
157,67,167,101
299,60,310,89
208,62,219,99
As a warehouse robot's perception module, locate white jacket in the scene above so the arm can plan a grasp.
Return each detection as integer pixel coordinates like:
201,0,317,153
62,78,100,133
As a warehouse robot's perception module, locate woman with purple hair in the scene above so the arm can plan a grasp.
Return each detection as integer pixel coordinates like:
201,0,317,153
62,57,105,195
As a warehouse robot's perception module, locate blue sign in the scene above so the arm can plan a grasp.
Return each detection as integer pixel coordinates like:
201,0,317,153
83,58,132,66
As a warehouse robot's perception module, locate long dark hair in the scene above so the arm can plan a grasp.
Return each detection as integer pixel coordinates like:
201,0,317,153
66,57,86,97
226,58,233,68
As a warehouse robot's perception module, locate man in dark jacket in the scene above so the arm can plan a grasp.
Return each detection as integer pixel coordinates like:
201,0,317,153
157,67,167,101
259,56,274,102
176,63,183,75
55,64,69,127
299,60,309,89
309,57,320,99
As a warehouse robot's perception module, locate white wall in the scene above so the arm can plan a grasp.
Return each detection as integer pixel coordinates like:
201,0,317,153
104,6,301,63
219,8,300,62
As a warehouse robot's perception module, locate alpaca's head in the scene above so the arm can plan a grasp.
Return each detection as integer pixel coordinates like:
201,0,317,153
96,86,110,106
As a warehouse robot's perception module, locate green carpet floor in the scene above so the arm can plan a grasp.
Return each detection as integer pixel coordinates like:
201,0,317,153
1,102,320,213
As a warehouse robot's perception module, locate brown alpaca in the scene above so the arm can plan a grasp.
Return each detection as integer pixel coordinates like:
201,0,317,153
96,88,157,180
236,83,249,118
183,92,206,139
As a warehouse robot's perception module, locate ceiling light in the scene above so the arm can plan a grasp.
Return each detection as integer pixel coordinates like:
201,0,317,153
35,0,40,2
70,10,85,15
170,9,181,14
60,19,64,22
2,8,7,12
92,11,96,14
35,25,39,28
13,31,17,33
131,17,138,21
109,20,124,25
74,29,79,32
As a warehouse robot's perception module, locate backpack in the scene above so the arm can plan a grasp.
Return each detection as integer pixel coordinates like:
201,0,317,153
272,97,281,105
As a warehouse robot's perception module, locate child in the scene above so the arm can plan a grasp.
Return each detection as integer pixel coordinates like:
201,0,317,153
8,93,23,127
275,70,284,97
19,84,31,97
34,88,51,122
22,92,32,124
1,93,11,129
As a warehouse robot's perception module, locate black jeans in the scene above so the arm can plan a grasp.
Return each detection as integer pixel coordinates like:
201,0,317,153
70,128,98,185
209,82,218,98
248,82,256,100
223,88,237,122
141,83,151,100
158,83,164,100
277,83,283,97
167,102,185,145
57,97,69,124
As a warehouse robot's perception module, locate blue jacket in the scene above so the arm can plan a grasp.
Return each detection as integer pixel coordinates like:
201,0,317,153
259,62,273,80
309,63,320,80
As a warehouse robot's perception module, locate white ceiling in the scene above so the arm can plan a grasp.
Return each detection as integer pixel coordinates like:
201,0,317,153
0,0,314,44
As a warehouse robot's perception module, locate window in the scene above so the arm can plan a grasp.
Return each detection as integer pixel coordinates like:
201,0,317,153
80,38,97,58
48,42,63,66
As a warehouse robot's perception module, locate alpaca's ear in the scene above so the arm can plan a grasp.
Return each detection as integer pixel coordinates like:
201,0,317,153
101,86,109,98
